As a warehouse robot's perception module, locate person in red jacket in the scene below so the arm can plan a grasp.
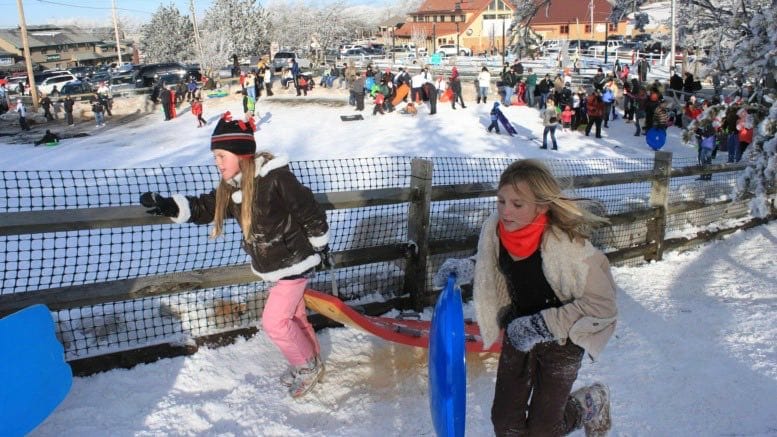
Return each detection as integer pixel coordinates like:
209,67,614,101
191,96,206,128
585,91,605,138
736,112,754,162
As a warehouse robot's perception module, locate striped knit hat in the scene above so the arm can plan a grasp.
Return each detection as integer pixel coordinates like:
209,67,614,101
210,112,256,157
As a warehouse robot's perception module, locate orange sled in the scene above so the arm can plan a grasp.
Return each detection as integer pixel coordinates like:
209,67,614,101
303,289,501,353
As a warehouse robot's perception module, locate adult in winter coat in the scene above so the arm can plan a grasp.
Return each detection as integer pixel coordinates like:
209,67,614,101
159,87,172,121
291,59,302,97
351,72,366,111
541,98,559,150
39,95,54,121
434,159,616,436
637,57,650,82
500,66,518,106
450,68,465,109
585,92,605,138
91,96,105,127
422,82,437,115
477,66,491,104
139,114,330,398
63,95,75,126
15,99,29,131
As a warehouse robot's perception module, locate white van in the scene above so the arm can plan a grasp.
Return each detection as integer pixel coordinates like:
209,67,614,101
590,40,622,54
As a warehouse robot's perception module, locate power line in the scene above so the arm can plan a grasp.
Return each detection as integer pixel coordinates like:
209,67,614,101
33,0,154,14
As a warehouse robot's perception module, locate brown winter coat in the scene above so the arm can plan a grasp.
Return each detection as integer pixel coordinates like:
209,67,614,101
173,155,329,282
473,212,618,360
586,95,605,118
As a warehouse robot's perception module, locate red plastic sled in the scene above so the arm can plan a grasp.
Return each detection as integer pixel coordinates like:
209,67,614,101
303,289,501,353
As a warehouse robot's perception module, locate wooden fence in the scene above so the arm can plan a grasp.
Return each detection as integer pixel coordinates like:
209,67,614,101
0,153,775,373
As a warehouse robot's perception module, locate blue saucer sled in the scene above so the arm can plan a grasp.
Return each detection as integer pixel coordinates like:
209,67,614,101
646,127,667,150
428,275,467,437
0,305,73,436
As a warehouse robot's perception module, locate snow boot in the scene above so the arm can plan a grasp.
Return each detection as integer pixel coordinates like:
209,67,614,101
571,382,611,437
288,356,325,398
280,365,296,387
483,97,487,104
476,96,481,104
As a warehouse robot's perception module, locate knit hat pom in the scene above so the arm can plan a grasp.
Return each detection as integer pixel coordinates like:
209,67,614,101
210,112,256,156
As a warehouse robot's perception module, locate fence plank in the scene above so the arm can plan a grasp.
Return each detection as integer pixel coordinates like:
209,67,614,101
0,206,170,236
403,159,433,311
0,188,415,237
314,188,413,210
0,245,407,316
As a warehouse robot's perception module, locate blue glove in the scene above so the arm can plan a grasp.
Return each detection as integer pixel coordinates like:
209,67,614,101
506,313,554,352
432,258,475,289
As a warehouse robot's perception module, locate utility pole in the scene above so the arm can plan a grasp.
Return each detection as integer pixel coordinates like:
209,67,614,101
16,0,38,110
189,0,205,67
670,0,676,75
111,0,123,66
590,0,595,40
501,18,505,65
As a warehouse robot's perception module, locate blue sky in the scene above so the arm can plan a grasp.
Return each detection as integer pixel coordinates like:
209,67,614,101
0,0,387,28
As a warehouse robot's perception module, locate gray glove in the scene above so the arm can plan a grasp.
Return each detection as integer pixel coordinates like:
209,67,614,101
506,313,554,352
432,258,475,289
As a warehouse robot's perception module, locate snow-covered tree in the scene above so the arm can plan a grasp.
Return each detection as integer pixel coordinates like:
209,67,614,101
676,0,777,216
199,0,269,70
139,4,194,63
264,1,379,58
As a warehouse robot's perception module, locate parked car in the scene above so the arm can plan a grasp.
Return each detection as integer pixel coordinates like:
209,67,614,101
436,44,471,57
272,51,312,72
58,80,93,97
68,66,94,80
90,72,112,85
589,40,622,54
37,73,77,95
109,73,135,93
135,62,188,87
157,73,183,87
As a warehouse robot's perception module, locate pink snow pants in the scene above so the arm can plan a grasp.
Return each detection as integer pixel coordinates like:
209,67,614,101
261,277,320,367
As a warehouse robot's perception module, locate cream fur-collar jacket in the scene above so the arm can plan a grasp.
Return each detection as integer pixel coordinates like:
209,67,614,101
473,212,618,360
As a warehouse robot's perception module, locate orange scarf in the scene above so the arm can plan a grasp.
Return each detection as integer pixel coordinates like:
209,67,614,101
498,213,548,258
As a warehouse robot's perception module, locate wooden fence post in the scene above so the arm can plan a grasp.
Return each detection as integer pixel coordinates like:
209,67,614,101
404,158,433,311
645,151,672,261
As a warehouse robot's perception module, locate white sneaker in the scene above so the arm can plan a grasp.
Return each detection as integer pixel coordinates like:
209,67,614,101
571,382,611,437
288,356,325,398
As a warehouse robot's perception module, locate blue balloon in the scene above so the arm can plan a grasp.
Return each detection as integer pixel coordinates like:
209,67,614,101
646,128,667,150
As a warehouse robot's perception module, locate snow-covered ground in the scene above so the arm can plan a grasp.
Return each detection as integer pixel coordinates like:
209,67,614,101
2,91,774,435
28,221,777,436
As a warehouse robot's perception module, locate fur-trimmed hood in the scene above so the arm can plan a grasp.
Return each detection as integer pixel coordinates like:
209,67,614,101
473,212,617,360
226,154,290,204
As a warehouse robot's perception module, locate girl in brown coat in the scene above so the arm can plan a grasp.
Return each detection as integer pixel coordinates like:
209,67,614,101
139,114,330,399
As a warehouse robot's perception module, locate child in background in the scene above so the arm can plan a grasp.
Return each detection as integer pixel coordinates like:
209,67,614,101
373,91,385,115
139,113,331,398
191,97,206,128
487,102,501,134
561,105,575,132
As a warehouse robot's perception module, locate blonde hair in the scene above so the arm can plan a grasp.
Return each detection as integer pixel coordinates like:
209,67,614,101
498,159,609,241
210,151,274,242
